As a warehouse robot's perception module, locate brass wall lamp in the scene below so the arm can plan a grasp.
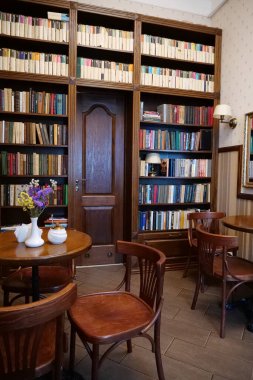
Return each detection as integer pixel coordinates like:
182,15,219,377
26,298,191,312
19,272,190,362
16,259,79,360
213,104,237,129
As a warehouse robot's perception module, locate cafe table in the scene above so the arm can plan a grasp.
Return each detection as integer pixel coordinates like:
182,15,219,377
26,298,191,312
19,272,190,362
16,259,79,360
222,215,253,234
0,229,92,302
222,215,253,331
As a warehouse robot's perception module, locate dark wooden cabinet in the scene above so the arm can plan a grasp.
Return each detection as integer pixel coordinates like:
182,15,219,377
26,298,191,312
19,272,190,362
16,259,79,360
0,0,221,267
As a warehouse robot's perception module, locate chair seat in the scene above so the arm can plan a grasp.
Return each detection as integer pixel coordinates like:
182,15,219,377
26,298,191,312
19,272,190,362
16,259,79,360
2,266,72,294
68,291,154,344
214,256,253,281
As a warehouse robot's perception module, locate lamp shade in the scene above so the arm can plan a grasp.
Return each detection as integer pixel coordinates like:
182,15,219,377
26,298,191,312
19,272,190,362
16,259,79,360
145,153,161,164
213,104,232,119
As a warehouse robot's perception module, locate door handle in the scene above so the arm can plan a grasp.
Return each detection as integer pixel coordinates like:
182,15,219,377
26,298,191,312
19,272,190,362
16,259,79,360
75,179,79,192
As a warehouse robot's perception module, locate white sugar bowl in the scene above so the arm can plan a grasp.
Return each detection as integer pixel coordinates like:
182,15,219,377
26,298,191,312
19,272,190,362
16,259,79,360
48,224,67,244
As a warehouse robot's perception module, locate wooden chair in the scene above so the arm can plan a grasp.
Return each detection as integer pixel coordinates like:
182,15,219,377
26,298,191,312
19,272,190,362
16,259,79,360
1,261,75,306
191,224,253,338
183,211,226,278
68,240,166,380
0,282,77,380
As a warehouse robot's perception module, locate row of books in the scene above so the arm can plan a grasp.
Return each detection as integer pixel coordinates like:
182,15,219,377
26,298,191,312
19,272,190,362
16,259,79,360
0,48,69,76
0,183,68,206
140,158,212,177
250,135,253,154
0,152,68,176
141,66,214,92
248,161,253,179
142,111,161,122
141,34,215,64
0,88,68,115
138,208,201,231
44,216,68,228
0,11,69,43
156,104,214,125
77,24,134,52
139,129,210,151
0,121,67,145
139,183,210,204
77,57,133,83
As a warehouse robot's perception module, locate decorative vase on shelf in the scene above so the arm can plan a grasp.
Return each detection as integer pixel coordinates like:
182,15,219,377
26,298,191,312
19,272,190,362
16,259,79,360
25,217,44,248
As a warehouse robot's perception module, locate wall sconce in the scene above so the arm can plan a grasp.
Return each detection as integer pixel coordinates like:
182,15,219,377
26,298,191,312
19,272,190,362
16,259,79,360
145,153,161,176
213,104,237,129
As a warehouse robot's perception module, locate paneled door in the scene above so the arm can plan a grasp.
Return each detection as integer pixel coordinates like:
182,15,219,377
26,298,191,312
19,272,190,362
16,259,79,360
73,91,125,265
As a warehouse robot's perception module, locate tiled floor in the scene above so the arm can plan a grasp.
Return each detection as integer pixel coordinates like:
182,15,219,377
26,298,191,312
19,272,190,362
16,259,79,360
2,265,253,380
63,265,253,380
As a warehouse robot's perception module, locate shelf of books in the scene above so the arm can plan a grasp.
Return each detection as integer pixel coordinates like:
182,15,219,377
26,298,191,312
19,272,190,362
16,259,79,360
0,0,70,229
76,4,135,89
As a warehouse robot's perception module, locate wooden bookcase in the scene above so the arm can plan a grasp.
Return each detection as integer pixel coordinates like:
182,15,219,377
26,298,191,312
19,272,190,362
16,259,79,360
0,0,221,268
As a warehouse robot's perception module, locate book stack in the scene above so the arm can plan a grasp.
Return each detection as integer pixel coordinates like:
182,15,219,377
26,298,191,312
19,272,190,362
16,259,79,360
0,48,69,76
141,66,214,92
142,111,161,122
77,57,133,83
157,104,213,125
44,217,68,228
77,24,134,52
141,34,215,64
0,11,69,42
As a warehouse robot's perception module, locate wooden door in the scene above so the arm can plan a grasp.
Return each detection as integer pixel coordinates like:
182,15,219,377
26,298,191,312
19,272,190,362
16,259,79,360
73,91,125,265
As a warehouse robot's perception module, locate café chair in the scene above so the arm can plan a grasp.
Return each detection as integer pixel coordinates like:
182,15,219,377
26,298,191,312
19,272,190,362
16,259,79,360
183,211,226,278
191,224,253,338
68,240,166,380
1,261,74,306
0,282,77,380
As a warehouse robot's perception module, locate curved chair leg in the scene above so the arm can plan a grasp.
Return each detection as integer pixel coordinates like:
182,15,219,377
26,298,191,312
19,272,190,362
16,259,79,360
183,249,193,278
220,280,227,338
91,344,99,380
191,271,202,309
69,325,76,371
154,319,165,380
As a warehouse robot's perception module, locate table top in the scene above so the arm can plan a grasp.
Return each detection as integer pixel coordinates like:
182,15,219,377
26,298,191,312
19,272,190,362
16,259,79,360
0,229,92,266
222,215,253,234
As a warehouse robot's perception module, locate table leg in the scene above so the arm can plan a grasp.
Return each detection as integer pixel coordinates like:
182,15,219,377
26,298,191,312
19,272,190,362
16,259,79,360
32,266,40,302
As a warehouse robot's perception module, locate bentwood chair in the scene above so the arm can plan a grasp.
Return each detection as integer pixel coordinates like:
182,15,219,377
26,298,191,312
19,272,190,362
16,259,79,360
191,224,253,338
68,240,166,380
1,261,74,306
183,211,226,277
0,283,77,380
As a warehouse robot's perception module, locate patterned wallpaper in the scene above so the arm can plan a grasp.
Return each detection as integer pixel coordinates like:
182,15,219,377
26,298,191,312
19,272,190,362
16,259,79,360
211,0,253,148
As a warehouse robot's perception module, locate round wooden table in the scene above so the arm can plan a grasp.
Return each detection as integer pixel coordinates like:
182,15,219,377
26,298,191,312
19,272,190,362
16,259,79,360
0,229,92,301
222,215,253,233
222,215,253,332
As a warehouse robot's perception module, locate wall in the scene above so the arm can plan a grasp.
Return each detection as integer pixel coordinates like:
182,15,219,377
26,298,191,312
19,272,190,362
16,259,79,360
212,0,253,259
211,0,253,148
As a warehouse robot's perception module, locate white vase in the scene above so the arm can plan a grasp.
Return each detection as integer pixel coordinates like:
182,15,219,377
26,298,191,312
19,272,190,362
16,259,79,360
25,217,44,248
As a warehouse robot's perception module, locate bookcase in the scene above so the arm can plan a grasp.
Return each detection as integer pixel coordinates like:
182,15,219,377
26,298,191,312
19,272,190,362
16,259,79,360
0,0,222,268
0,0,70,227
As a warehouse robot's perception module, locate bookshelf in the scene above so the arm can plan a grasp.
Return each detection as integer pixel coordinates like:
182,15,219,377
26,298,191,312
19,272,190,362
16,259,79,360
0,0,221,268
0,0,70,227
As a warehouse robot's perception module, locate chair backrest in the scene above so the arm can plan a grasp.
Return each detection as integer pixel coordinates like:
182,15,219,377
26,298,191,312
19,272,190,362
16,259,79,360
116,240,166,311
195,224,238,276
187,211,226,247
0,283,77,380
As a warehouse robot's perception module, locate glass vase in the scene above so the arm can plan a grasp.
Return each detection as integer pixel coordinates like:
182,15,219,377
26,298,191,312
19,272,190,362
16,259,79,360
25,217,44,248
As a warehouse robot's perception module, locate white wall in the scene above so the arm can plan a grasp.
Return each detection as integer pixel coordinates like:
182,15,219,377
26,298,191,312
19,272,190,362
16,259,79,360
211,0,253,148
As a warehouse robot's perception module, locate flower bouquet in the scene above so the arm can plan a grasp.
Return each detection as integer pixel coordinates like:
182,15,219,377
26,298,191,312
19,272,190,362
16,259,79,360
17,179,57,247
